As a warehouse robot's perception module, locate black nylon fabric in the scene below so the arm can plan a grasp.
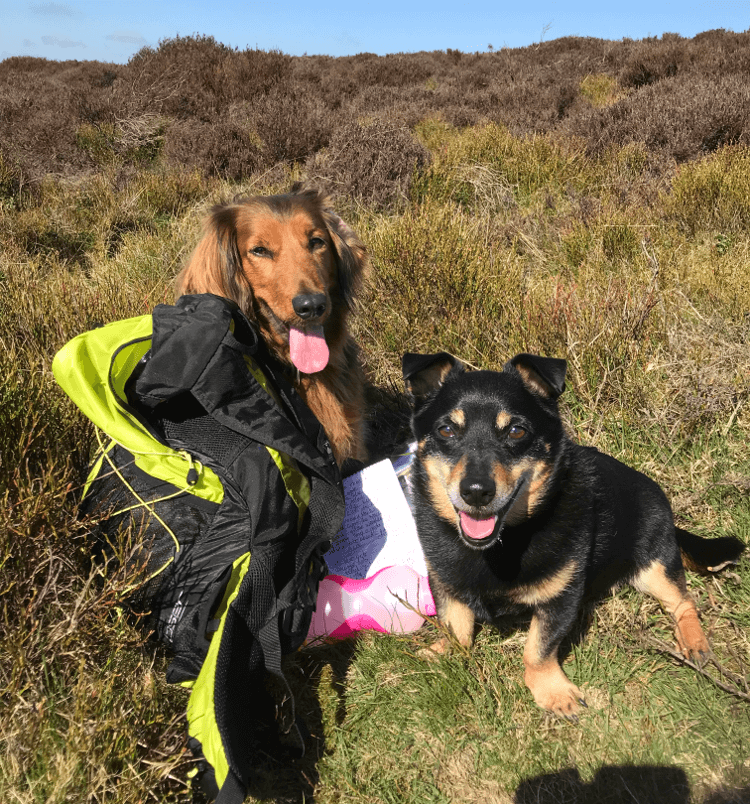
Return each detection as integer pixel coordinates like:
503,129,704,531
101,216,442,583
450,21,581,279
189,323,339,484
134,294,339,484
80,443,232,669
82,294,345,801
215,770,246,804
134,294,250,410
210,473,345,792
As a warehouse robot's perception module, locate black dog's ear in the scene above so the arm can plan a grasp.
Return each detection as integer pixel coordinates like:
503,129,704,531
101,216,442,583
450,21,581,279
403,352,466,401
508,353,567,399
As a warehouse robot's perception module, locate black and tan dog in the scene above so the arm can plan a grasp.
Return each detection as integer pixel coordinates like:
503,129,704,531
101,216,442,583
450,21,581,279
403,351,744,718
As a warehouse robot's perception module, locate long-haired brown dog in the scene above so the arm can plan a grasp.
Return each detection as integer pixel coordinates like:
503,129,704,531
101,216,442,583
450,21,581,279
175,187,370,465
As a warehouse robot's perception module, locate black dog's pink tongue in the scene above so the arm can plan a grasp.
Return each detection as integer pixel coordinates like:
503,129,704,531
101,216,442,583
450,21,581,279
289,325,329,374
459,512,497,540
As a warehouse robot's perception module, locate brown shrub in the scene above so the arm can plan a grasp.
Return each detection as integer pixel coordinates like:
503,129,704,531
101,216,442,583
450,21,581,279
162,119,262,180
351,52,433,87
4,30,750,183
0,58,121,181
111,35,291,120
618,34,687,88
564,74,750,162
249,89,333,165
305,118,430,208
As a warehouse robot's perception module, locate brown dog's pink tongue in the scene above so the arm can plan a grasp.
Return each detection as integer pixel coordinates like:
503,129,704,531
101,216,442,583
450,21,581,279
459,512,497,540
289,325,329,374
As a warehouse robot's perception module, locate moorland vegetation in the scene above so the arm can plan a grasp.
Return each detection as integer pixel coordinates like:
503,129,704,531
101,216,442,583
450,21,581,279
1,31,749,804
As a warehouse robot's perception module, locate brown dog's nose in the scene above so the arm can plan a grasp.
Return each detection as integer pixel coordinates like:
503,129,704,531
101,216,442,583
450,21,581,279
460,475,496,508
292,292,327,320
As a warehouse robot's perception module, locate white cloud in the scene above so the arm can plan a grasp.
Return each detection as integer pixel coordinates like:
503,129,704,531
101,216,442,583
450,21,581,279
29,2,76,16
41,35,86,48
106,31,147,45
23,39,37,47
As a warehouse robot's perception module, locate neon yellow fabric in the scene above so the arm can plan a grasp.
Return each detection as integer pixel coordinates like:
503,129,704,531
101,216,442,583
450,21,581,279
187,551,252,788
266,447,310,531
53,316,223,503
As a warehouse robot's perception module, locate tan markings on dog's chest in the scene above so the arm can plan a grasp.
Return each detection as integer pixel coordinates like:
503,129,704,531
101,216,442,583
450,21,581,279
508,559,578,605
421,453,463,526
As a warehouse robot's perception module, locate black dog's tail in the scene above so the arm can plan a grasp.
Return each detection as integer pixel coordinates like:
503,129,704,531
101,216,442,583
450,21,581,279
676,528,745,574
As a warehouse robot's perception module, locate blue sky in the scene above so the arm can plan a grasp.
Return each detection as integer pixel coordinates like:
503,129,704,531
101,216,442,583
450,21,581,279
2,1,749,64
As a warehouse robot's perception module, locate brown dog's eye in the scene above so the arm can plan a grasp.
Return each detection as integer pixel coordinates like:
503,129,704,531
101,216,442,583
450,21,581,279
310,236,326,250
250,246,270,257
437,424,456,438
508,425,526,440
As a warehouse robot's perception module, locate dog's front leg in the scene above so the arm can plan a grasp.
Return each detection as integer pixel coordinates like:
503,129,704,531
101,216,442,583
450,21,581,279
420,574,475,657
522,603,585,719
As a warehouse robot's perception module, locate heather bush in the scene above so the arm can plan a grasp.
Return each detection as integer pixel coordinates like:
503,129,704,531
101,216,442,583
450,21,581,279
351,52,433,87
618,34,687,88
249,88,333,165
565,73,750,163
4,31,750,185
305,118,430,208
163,118,263,180
112,35,291,119
0,57,120,181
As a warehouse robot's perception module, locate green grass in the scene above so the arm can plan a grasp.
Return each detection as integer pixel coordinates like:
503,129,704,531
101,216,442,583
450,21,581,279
1,121,749,804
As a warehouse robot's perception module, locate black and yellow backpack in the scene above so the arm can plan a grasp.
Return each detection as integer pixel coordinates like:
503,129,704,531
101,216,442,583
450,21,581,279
53,293,345,802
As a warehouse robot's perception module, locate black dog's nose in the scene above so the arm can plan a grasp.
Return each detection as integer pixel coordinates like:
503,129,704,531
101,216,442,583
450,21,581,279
459,475,496,508
292,293,327,320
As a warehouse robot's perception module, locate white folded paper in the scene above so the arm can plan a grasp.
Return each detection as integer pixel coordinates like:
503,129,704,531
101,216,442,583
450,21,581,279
323,451,427,579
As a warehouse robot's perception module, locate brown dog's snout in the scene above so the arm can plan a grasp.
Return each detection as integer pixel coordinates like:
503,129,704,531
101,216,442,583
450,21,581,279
459,473,496,508
292,292,327,321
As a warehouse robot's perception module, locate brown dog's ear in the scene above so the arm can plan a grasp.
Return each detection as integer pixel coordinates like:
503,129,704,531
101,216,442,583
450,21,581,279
403,352,466,402
173,203,253,313
322,207,370,310
507,353,567,399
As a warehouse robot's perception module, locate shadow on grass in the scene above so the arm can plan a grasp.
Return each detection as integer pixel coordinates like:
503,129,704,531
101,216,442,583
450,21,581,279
515,765,690,803
515,766,750,804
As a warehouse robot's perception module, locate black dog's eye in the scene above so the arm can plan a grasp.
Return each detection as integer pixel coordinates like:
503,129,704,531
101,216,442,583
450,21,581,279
508,425,526,440
437,424,456,439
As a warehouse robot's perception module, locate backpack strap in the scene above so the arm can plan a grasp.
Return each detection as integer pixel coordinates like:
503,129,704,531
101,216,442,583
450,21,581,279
215,770,246,804
189,473,343,800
